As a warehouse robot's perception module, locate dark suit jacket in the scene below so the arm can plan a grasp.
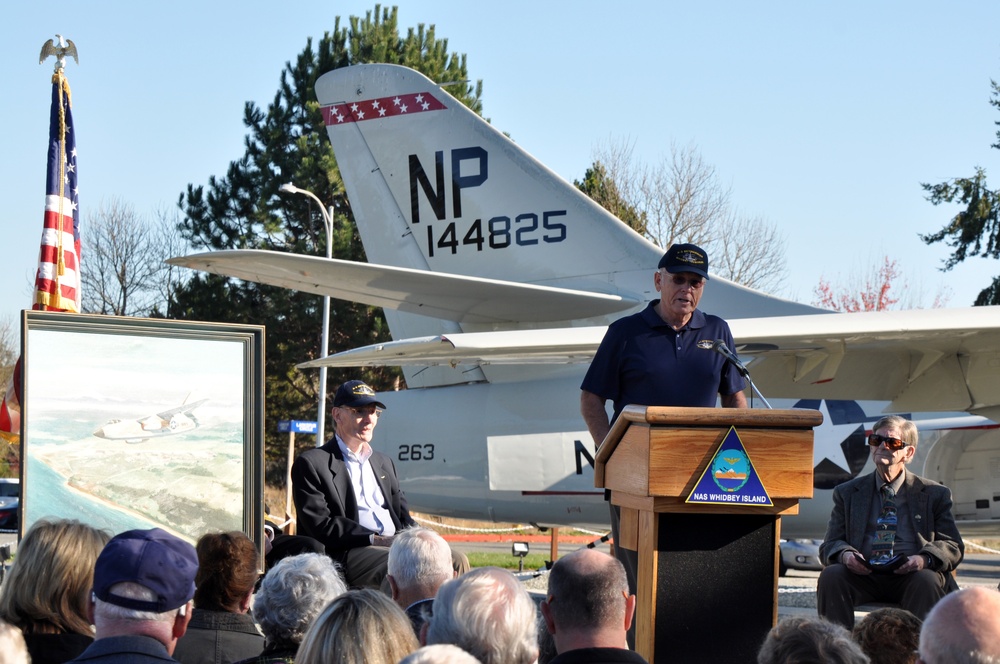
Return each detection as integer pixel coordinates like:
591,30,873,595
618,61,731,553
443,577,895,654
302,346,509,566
819,469,964,575
291,439,415,561
405,597,434,635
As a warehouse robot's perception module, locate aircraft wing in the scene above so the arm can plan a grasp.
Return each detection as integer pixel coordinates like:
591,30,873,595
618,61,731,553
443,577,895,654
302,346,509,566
300,307,1000,418
167,250,636,325
297,327,607,368
730,307,1000,418
155,399,209,419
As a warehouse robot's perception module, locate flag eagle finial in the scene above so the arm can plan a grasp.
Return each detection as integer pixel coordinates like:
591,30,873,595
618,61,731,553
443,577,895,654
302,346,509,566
39,34,78,71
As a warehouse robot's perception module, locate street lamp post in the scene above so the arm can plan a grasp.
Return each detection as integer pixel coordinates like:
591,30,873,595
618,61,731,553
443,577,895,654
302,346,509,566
279,183,334,448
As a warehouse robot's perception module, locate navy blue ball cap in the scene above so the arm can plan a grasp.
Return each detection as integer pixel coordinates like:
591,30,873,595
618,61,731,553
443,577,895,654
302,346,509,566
333,380,387,410
93,528,198,613
658,243,710,280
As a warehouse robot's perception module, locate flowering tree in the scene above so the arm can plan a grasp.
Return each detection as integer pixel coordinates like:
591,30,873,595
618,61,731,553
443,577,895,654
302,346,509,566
814,256,953,311
813,256,902,312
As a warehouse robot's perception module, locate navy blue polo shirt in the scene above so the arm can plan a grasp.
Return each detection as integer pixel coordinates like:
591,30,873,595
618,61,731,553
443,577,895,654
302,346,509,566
581,301,745,420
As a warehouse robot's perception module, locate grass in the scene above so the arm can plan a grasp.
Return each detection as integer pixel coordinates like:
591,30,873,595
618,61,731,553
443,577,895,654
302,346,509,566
966,539,1000,552
467,552,550,571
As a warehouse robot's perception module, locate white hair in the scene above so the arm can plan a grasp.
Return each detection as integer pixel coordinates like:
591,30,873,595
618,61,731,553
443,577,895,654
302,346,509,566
388,527,453,591
253,553,348,647
400,645,483,664
94,582,180,624
427,567,538,664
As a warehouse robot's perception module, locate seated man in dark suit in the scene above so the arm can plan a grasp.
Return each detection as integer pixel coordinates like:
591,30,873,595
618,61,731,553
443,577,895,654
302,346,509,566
291,380,415,589
818,415,964,628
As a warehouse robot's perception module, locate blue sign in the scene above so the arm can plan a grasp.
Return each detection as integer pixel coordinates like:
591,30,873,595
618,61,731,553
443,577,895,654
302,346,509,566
277,420,318,434
686,426,773,506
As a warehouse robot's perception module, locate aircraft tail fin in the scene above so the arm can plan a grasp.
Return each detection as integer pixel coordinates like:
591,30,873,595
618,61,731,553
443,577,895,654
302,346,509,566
315,64,657,298
312,64,820,387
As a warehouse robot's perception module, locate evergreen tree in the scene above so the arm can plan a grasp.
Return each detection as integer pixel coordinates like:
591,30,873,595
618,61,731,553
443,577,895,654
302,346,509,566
921,80,1000,306
575,161,648,236
170,5,483,478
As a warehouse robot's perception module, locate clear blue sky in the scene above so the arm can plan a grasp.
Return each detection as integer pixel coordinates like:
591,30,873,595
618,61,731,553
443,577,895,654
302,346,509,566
3,1,1000,326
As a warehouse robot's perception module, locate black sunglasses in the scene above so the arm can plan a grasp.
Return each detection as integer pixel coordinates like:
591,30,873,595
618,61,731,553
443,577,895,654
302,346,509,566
669,274,705,289
867,433,909,451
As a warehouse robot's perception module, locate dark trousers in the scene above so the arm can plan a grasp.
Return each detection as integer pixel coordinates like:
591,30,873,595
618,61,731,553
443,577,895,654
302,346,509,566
610,503,637,649
610,503,638,595
817,564,950,628
342,544,393,589
265,533,325,570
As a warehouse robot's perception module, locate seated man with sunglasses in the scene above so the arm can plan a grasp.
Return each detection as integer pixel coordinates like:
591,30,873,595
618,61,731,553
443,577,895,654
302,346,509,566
817,415,964,628
292,379,417,589
581,243,747,602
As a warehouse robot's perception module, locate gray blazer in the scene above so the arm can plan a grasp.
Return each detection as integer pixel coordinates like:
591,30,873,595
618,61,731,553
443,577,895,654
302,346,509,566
819,470,964,575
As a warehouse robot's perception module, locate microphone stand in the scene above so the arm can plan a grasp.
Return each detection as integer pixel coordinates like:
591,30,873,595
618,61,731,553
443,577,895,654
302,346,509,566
738,366,773,410
712,340,773,409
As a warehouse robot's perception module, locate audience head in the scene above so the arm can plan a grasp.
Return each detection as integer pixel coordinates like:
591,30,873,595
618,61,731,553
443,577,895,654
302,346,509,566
757,616,869,664
401,644,484,664
0,619,29,664
917,586,1000,664
297,589,418,664
193,531,258,613
0,518,110,636
253,552,347,650
91,528,199,652
540,548,633,652
388,527,455,604
853,608,921,664
426,566,538,664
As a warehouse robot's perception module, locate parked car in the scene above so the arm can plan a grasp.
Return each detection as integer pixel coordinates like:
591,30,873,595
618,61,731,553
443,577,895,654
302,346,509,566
779,538,823,575
0,478,19,532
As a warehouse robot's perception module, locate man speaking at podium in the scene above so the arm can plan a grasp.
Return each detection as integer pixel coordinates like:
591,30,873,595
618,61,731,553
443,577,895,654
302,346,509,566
580,243,748,593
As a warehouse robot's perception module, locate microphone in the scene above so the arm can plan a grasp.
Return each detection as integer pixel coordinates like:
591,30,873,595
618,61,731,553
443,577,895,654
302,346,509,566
711,340,750,378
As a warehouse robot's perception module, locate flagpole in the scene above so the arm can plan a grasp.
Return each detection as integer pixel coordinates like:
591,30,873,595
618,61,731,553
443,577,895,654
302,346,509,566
0,36,82,446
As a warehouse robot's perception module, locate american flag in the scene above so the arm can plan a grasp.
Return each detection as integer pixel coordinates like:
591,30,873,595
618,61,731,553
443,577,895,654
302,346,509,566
0,71,81,443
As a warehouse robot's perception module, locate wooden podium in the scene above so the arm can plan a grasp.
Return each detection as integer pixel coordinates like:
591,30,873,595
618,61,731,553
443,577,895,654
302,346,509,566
595,406,821,664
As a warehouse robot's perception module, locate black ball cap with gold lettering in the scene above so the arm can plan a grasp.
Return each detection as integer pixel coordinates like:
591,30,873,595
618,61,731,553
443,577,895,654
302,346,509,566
333,380,387,410
658,243,710,280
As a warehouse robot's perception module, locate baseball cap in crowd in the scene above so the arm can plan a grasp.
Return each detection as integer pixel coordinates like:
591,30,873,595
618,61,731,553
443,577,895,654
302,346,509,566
657,243,710,280
333,380,387,410
92,528,198,613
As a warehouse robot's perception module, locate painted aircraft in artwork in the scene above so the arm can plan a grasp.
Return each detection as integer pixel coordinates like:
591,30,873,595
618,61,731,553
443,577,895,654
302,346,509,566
169,64,1000,542
93,397,208,444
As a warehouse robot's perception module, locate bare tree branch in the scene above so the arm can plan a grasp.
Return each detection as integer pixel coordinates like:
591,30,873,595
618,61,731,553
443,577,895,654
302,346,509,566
589,139,788,292
152,206,191,318
714,213,788,294
81,197,185,316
